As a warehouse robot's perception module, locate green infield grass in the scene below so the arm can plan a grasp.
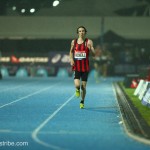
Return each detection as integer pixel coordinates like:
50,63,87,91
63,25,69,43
120,82,150,126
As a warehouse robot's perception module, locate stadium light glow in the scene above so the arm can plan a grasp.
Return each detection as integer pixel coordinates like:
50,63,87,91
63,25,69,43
53,0,60,7
7,0,62,15
21,9,26,13
30,8,35,13
12,6,16,11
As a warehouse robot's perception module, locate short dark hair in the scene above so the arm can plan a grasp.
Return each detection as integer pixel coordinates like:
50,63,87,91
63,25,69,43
77,26,87,34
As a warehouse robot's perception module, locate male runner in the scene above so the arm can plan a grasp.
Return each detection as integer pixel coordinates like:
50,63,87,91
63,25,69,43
69,26,95,109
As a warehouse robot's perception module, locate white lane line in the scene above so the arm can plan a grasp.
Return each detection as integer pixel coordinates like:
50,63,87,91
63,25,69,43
0,83,60,109
0,80,40,93
32,94,75,150
0,130,98,135
0,129,12,133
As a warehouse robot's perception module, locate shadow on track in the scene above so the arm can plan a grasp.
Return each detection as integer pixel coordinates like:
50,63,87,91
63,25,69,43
84,106,118,114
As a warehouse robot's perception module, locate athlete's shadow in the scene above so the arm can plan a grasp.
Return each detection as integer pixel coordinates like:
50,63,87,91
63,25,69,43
84,106,118,114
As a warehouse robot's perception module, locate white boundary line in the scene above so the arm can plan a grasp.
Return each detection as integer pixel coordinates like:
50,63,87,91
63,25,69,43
31,93,75,150
0,83,60,109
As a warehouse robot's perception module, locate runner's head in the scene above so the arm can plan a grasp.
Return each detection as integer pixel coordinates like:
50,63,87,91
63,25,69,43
77,26,87,38
77,26,87,34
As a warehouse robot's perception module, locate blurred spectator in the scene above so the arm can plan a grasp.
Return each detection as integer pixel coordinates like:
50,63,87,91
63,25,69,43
29,62,36,77
93,45,102,82
100,46,112,78
119,47,133,64
93,44,114,79
139,48,149,65
133,48,141,65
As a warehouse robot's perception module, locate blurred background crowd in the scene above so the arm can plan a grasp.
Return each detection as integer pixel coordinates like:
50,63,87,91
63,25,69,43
0,0,150,79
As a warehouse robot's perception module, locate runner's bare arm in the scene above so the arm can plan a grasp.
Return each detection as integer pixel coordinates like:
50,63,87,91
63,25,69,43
88,39,95,57
69,40,75,66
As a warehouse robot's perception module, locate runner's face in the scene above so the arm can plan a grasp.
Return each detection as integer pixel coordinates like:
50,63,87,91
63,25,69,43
78,28,86,37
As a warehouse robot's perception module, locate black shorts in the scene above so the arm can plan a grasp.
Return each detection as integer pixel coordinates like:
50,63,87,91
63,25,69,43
74,71,89,81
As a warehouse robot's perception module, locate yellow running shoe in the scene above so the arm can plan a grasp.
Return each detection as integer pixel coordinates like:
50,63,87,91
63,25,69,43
80,103,84,109
75,89,80,98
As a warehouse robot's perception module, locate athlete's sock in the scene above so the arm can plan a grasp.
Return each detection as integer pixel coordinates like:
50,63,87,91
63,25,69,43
76,87,80,91
80,100,84,104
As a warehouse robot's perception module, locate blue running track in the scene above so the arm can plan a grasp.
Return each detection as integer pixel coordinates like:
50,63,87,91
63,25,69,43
0,77,150,150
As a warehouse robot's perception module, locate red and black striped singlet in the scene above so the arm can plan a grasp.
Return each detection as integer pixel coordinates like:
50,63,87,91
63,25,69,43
73,38,89,72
